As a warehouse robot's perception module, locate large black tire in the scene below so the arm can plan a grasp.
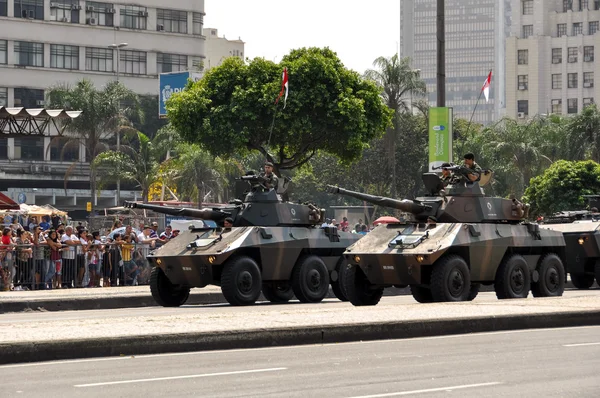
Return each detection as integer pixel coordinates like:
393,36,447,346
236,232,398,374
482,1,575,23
292,255,330,303
430,255,471,302
467,283,481,301
494,254,531,299
221,256,262,306
262,283,294,303
531,253,565,297
331,259,349,302
570,273,595,290
410,285,433,303
343,264,384,306
150,267,190,307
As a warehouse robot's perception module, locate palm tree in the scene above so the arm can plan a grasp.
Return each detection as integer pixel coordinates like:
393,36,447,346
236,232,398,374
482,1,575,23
364,55,427,196
567,104,600,161
92,132,159,202
45,79,141,205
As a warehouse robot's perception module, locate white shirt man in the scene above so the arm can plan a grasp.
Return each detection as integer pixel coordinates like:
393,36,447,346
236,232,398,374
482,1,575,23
61,227,79,260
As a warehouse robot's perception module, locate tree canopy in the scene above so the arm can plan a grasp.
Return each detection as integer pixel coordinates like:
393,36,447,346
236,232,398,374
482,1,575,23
166,47,392,172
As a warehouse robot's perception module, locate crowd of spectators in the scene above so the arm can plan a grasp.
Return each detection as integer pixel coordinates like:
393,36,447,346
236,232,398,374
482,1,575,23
0,217,180,292
321,217,372,234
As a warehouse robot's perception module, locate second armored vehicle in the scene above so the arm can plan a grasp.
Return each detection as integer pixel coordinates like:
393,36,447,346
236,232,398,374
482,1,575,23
327,172,567,305
125,174,360,307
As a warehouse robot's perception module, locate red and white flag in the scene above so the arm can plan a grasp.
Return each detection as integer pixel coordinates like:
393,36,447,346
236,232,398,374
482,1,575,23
276,67,289,109
481,71,492,103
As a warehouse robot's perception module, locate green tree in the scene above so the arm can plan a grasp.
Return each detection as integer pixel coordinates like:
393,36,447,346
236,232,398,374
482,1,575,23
364,55,426,196
566,104,600,161
524,160,600,217
130,95,168,139
45,79,141,204
166,48,392,173
92,132,159,202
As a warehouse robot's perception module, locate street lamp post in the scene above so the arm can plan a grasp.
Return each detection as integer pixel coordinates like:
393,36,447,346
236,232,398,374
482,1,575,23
108,42,127,205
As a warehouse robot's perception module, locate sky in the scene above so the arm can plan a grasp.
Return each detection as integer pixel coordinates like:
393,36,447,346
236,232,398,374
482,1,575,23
204,0,401,73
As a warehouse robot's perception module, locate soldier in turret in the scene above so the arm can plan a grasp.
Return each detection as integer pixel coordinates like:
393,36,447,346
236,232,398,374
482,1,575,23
462,153,483,182
260,162,279,191
440,162,456,187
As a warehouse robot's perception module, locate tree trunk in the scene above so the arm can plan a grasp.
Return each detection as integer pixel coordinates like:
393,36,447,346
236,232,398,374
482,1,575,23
142,188,149,204
196,181,203,209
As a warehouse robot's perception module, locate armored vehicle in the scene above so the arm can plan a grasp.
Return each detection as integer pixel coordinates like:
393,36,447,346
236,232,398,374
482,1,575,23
540,195,600,289
124,174,360,307
326,172,567,305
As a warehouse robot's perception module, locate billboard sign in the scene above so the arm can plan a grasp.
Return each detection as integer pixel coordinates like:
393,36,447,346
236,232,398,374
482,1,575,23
428,107,453,172
158,71,202,118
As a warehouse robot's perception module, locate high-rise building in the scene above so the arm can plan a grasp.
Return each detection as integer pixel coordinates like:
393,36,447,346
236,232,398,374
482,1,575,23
0,0,206,211
507,0,600,120
203,28,244,70
400,0,512,125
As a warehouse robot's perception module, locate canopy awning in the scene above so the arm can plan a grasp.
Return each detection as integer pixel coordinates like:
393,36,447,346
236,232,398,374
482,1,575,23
0,106,82,136
0,192,20,211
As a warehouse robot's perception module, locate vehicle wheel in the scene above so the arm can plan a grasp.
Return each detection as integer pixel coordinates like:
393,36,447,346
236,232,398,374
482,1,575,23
150,267,190,307
494,254,531,299
531,253,565,297
430,255,471,302
410,285,433,303
570,273,595,290
292,255,330,303
262,282,294,303
468,283,481,301
331,258,349,302
343,264,384,306
221,256,262,306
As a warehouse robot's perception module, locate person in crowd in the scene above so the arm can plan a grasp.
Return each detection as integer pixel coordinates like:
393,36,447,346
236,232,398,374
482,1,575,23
331,219,337,228
39,216,51,231
358,225,369,235
321,218,331,228
122,234,139,286
87,231,103,288
32,225,47,290
104,233,123,287
76,229,90,288
340,217,349,232
51,214,61,230
46,229,62,289
15,229,33,290
57,223,65,236
223,218,234,230
124,225,138,243
10,217,23,234
110,220,122,232
172,229,180,238
259,162,279,191
0,228,13,291
60,226,79,288
136,226,157,284
159,225,174,240
28,216,38,232
149,222,160,239
427,216,437,229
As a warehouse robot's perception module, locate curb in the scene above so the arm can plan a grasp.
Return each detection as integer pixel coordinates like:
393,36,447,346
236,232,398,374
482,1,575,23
1,310,600,365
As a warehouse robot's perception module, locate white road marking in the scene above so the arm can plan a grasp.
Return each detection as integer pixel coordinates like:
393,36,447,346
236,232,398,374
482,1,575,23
2,325,599,369
346,382,503,398
563,342,600,347
74,367,287,387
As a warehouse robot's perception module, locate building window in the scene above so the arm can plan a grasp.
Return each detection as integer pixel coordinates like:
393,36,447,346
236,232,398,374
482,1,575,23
50,44,79,70
552,74,562,89
157,9,187,33
522,25,533,38
0,87,7,106
584,72,594,88
191,57,204,71
517,49,528,65
85,1,114,26
590,21,599,35
85,47,113,72
50,138,79,161
552,48,562,64
573,22,583,35
551,99,562,114
119,50,146,75
518,75,528,90
14,41,44,67
568,47,578,62
518,100,529,116
14,0,44,20
568,73,578,88
522,0,533,15
0,0,7,17
49,0,81,23
192,12,203,35
557,23,567,36
584,97,594,107
13,87,44,108
120,5,147,30
157,53,188,73
14,137,44,160
584,46,594,61
563,0,573,12
568,98,578,114
583,0,590,10
0,40,6,64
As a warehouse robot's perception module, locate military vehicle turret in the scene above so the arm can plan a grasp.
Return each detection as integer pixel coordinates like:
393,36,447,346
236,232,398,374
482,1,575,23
540,195,600,289
326,172,567,305
125,173,360,307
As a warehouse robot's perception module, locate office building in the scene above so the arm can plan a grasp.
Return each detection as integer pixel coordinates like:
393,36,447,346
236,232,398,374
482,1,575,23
203,27,244,70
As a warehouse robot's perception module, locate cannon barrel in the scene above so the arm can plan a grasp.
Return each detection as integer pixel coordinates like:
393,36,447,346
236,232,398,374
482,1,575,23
123,201,233,221
326,186,430,214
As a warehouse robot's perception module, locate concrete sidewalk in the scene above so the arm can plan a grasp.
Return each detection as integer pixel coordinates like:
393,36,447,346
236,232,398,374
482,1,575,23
1,293,599,365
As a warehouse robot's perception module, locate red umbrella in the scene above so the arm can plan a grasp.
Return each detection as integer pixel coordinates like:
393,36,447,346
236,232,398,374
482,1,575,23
373,216,400,226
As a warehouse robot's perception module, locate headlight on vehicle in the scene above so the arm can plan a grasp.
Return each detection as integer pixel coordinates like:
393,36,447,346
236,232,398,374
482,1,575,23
353,255,361,263
208,256,216,264
579,237,587,245
156,259,162,265
416,255,425,263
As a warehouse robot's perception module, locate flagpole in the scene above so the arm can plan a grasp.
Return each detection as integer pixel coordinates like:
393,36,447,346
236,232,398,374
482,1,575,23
461,70,491,158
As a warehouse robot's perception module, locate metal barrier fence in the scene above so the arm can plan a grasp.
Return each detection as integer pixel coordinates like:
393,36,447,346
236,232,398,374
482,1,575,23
0,242,153,291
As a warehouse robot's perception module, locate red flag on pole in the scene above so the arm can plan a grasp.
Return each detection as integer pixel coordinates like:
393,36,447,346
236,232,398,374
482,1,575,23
276,67,289,109
481,71,492,103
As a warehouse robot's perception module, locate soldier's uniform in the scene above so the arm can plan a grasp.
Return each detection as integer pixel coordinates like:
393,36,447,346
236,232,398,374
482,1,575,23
261,172,279,191
466,162,483,181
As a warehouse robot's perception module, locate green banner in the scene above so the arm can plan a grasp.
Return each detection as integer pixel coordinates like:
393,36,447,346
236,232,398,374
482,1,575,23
428,107,453,171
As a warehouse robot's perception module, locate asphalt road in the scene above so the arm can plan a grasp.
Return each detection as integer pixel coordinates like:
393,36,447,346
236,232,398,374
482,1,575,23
1,326,599,397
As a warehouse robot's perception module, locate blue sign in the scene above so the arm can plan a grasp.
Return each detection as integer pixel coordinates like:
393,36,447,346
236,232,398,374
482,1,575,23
159,71,202,118
17,193,27,204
